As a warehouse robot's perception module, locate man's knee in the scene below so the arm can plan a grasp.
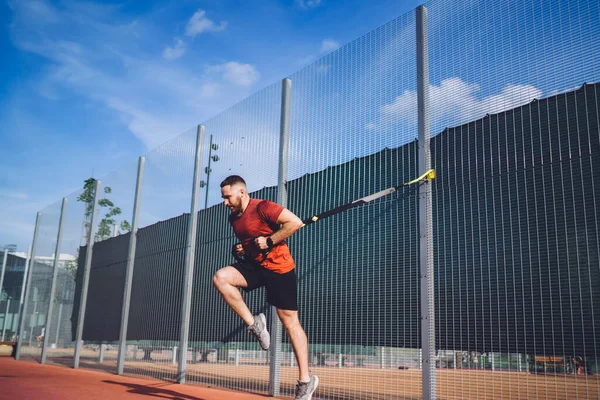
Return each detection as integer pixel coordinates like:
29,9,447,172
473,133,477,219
213,268,231,289
278,309,300,328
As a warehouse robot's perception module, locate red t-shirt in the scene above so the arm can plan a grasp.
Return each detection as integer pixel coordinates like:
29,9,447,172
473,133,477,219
229,198,295,274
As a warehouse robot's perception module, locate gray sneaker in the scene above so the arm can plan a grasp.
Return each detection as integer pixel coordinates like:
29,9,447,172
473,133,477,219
295,374,319,400
247,313,270,350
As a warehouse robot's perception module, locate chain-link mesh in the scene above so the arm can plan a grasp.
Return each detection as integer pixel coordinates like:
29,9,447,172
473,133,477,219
0,250,28,342
426,0,600,399
281,10,421,399
184,81,283,393
69,159,140,372
9,1,600,399
18,200,62,361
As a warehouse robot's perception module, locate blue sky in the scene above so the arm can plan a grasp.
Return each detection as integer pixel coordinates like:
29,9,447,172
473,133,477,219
0,0,423,251
1,0,598,254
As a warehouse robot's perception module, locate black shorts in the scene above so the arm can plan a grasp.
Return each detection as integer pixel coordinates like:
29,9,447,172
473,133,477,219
232,261,298,311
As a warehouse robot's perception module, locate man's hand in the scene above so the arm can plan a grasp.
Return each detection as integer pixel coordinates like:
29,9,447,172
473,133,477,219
254,236,272,250
233,243,245,256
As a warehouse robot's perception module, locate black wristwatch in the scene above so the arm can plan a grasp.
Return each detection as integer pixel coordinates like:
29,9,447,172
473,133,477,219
266,237,274,249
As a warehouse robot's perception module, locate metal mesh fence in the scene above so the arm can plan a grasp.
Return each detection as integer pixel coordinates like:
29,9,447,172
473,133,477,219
74,159,140,372
282,10,421,399
18,200,62,361
39,189,87,368
9,1,600,399
186,82,283,392
0,251,28,342
426,0,600,399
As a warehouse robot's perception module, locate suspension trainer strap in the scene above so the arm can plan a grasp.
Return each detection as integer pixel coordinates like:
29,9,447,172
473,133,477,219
301,169,435,226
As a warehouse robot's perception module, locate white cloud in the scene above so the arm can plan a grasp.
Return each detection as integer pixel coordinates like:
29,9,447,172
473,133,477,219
208,62,260,87
375,77,542,129
6,1,261,149
185,9,228,37
320,39,340,54
296,0,322,9
106,97,181,150
162,39,186,61
201,82,221,97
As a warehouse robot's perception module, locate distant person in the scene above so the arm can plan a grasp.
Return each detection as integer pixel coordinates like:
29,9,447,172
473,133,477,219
213,175,319,400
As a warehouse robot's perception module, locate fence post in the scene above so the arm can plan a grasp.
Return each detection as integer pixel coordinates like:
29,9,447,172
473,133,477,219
177,124,205,384
0,248,8,341
74,180,101,368
116,156,146,375
41,197,68,364
15,214,41,359
268,77,292,397
0,249,7,325
417,5,436,400
1,299,9,342
14,245,31,342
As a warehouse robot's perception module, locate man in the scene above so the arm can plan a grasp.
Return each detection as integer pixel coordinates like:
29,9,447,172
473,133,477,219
213,175,319,400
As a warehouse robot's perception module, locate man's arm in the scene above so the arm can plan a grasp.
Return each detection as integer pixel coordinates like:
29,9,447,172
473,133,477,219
254,208,303,250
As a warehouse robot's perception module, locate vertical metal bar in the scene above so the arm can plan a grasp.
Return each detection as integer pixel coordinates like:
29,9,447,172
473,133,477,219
74,180,101,368
177,124,205,384
54,302,62,345
17,244,31,328
1,299,10,341
269,77,292,397
41,197,68,364
117,156,145,375
29,299,37,346
0,248,8,341
204,134,214,209
417,6,436,400
0,249,7,309
99,342,105,362
15,213,41,360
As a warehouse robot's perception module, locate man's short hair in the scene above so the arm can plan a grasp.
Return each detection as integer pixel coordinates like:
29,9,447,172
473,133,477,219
220,175,246,188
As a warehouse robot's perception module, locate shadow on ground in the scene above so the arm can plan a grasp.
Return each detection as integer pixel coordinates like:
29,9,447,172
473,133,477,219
103,380,205,400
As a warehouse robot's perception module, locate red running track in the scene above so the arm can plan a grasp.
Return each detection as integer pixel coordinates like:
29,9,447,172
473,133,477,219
0,357,272,400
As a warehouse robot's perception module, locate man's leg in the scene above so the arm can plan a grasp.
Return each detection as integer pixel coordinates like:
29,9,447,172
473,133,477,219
213,266,254,326
277,308,310,382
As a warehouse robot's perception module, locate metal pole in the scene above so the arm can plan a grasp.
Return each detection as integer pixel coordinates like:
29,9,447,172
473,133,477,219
0,249,8,340
177,124,205,383
0,249,7,308
417,6,436,400
55,303,62,345
99,343,105,362
29,300,37,346
1,298,9,341
41,197,68,364
16,213,41,359
269,77,292,397
74,180,101,368
204,134,213,209
16,244,31,331
117,156,145,375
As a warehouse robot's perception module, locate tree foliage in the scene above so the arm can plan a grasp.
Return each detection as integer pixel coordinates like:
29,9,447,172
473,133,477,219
65,178,131,280
77,178,131,242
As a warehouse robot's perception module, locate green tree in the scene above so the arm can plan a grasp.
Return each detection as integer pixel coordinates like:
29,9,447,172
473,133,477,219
65,178,131,280
77,178,131,242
